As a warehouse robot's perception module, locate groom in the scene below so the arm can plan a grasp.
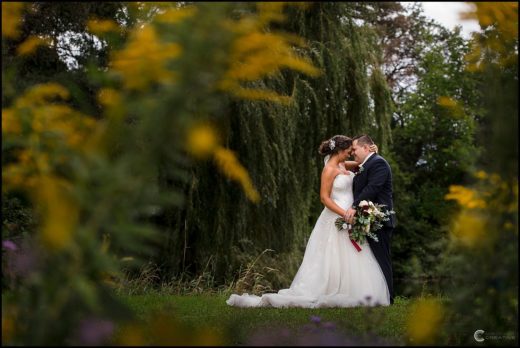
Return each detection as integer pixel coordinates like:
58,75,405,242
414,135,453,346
345,134,396,305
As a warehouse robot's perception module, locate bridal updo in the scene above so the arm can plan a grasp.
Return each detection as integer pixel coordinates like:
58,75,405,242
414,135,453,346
318,135,352,156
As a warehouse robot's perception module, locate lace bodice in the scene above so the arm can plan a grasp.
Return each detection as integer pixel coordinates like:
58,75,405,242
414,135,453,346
330,172,354,210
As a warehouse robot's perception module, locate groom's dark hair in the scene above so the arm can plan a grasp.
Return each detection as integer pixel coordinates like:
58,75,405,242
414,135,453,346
353,134,374,146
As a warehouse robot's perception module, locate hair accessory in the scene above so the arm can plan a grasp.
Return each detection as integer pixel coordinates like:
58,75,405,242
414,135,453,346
329,139,335,150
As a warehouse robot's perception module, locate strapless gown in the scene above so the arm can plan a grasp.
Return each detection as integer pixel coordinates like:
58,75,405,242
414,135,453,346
226,172,390,308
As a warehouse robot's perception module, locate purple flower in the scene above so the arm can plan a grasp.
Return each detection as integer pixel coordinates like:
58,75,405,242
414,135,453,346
322,321,336,330
76,317,114,345
310,315,321,324
3,241,39,279
245,321,397,346
2,240,18,251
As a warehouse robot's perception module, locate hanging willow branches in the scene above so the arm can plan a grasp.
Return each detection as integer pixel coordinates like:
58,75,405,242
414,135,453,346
156,3,393,287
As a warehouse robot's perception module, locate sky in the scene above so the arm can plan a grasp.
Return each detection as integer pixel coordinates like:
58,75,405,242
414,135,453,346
413,2,481,38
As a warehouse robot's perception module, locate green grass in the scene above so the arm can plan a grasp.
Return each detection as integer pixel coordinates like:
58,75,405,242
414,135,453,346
116,293,417,345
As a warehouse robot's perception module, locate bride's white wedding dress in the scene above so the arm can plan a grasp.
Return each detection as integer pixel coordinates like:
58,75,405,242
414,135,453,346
226,169,390,308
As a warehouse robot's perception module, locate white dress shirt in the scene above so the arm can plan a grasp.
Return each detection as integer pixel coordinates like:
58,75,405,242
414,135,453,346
360,151,375,167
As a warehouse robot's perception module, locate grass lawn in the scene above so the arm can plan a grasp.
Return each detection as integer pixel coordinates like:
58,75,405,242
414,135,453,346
116,292,416,345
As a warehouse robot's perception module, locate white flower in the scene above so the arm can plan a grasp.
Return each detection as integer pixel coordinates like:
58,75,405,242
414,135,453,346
359,200,369,207
342,223,348,230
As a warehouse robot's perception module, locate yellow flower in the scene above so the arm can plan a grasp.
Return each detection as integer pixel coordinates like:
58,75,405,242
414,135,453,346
156,6,197,24
228,87,293,105
461,2,518,71
450,210,487,248
407,298,444,344
192,328,223,346
226,31,320,81
445,185,486,209
2,2,25,39
186,124,219,159
36,175,79,251
214,147,260,203
2,314,14,344
257,2,287,25
474,170,488,180
437,96,466,118
2,109,21,134
16,36,51,56
97,88,125,124
16,83,70,108
97,88,122,108
111,25,182,90
478,3,517,39
2,164,26,191
437,96,457,108
220,7,320,104
87,19,119,35
114,323,146,345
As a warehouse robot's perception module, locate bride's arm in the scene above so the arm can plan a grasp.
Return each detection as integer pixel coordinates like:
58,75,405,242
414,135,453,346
343,161,359,170
320,167,347,217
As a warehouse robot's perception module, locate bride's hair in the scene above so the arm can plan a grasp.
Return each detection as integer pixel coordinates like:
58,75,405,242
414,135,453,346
318,135,352,156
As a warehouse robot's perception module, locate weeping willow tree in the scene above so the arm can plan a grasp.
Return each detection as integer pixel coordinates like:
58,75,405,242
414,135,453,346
155,2,393,289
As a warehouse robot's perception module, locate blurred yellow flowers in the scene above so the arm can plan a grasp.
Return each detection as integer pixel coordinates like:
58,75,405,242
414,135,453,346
450,210,487,248
461,2,518,71
437,96,465,119
16,36,51,56
2,2,25,39
87,19,119,36
156,6,197,24
2,83,99,252
220,2,321,104
112,25,181,90
16,82,70,107
214,147,260,203
186,124,260,203
2,109,21,134
407,298,444,344
445,185,486,209
461,2,518,40
186,124,219,159
114,313,223,346
37,175,79,250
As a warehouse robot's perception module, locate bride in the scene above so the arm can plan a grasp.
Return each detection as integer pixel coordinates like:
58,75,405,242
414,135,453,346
226,135,390,308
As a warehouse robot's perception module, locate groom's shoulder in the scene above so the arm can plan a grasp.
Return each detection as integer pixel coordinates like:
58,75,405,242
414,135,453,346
370,154,391,168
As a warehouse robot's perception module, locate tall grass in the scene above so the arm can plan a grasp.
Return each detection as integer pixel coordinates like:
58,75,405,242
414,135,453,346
114,248,290,296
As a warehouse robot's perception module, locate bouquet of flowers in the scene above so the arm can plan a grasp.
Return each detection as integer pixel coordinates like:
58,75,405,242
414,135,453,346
335,200,395,252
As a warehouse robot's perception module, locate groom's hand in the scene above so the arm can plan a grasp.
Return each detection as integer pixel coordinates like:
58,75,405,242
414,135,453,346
344,207,356,224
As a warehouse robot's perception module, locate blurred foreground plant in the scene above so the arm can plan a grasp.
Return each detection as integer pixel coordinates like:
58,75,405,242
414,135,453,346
2,2,321,345
434,2,518,345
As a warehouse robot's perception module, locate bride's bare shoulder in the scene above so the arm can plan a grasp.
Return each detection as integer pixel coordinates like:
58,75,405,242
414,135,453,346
321,164,337,177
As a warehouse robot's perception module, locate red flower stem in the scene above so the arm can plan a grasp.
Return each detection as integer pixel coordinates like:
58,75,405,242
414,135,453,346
348,230,362,252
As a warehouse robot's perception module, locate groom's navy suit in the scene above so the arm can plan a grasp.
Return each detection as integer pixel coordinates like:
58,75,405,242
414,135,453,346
352,153,395,304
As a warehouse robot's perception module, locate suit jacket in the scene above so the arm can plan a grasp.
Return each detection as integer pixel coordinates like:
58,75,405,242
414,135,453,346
352,153,396,228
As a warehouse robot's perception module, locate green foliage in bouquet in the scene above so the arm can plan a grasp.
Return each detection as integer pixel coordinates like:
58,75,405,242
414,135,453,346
335,201,395,244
